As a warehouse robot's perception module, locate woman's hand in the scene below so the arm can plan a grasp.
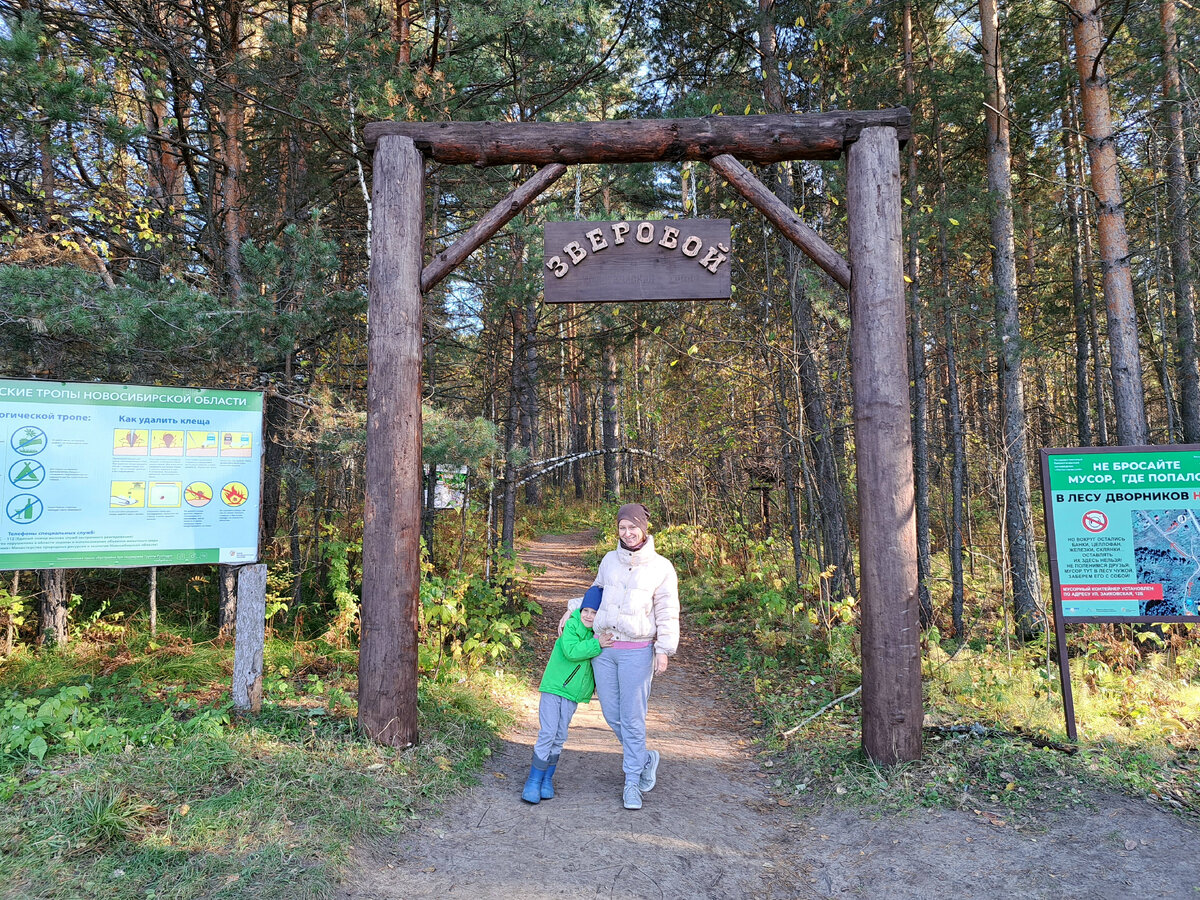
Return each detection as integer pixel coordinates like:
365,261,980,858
597,631,614,648
557,608,571,635
654,653,669,675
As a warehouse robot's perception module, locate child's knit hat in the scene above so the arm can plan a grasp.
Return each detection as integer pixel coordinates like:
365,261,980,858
581,585,603,611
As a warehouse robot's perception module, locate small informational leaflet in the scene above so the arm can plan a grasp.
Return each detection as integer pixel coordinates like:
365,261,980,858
1,378,263,569
433,467,467,510
1041,446,1200,621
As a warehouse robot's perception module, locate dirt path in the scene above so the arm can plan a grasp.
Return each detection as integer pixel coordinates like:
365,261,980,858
341,532,1200,899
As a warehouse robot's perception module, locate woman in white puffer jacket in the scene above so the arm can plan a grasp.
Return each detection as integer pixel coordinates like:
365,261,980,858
560,503,679,810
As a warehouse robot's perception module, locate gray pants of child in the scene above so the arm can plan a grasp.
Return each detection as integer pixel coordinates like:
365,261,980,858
533,692,578,761
592,645,654,785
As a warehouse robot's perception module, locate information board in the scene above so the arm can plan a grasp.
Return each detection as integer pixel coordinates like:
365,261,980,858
1041,445,1200,622
0,378,263,569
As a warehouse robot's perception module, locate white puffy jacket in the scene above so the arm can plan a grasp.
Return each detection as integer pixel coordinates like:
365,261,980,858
572,535,680,656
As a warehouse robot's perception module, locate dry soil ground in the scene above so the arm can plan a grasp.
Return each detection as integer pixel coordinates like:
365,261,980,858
341,531,1200,899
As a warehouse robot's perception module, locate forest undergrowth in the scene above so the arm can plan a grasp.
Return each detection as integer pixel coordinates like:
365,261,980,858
0,555,536,899
631,517,1200,825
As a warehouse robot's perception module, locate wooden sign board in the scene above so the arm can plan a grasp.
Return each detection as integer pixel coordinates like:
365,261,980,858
543,219,731,304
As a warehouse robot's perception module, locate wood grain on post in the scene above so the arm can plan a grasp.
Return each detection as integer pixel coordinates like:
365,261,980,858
232,563,267,713
707,154,851,289
359,135,424,748
422,164,567,293
365,109,911,164
847,126,923,765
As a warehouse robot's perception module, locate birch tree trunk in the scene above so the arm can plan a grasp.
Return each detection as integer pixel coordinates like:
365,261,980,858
38,568,68,648
981,0,1043,637
1070,0,1148,446
217,564,238,640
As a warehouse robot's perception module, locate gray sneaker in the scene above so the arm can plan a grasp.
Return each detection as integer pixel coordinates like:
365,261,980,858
622,784,643,810
639,749,660,792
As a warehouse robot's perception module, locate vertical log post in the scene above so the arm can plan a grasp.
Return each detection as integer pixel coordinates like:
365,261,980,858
359,134,424,747
232,563,267,712
847,126,923,765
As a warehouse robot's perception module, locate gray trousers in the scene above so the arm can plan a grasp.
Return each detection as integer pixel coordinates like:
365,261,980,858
592,645,654,785
534,692,578,761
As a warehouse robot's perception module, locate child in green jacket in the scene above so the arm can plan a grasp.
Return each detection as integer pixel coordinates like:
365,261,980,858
522,585,612,803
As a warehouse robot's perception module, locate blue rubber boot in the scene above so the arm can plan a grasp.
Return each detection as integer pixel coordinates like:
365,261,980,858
521,755,548,804
540,753,560,799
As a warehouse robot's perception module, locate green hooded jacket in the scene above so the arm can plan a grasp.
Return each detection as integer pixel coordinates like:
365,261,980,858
538,610,602,703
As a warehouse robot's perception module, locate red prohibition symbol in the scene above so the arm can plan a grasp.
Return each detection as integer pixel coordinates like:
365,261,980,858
1082,510,1109,533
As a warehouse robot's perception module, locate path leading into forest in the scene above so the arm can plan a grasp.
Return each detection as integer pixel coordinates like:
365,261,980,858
341,531,1200,900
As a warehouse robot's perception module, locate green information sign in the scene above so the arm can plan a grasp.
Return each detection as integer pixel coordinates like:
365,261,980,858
0,378,263,569
1041,446,1200,622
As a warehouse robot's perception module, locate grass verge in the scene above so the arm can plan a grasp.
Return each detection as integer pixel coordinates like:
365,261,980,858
681,567,1200,825
0,631,519,900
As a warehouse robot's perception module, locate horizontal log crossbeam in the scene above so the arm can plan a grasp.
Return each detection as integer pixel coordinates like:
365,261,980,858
366,109,910,165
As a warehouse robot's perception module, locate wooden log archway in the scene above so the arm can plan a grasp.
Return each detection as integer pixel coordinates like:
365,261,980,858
361,109,922,765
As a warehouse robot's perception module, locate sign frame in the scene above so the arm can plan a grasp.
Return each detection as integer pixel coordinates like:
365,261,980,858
1040,443,1200,739
0,377,264,570
543,218,732,304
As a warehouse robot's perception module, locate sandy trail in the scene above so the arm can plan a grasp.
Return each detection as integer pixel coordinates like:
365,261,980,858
343,530,803,899
341,531,1200,899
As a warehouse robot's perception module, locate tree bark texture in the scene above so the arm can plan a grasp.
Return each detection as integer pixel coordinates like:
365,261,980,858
791,272,855,601
847,126,923,765
1081,186,1109,445
602,337,620,501
925,48,967,636
259,394,290,546
3,572,16,655
774,361,806,591
149,566,157,638
522,289,542,507
904,0,933,629
360,134,424,748
215,0,247,298
38,568,69,648
981,0,1043,638
501,312,520,549
422,462,437,564
232,563,267,713
1061,26,1094,447
217,563,238,640
1070,0,1148,446
1162,0,1200,442
365,109,912,164
566,307,587,499
946,313,967,639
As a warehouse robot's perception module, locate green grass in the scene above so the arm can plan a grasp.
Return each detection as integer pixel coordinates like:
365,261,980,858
678,551,1200,823
0,627,519,899
517,495,616,539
